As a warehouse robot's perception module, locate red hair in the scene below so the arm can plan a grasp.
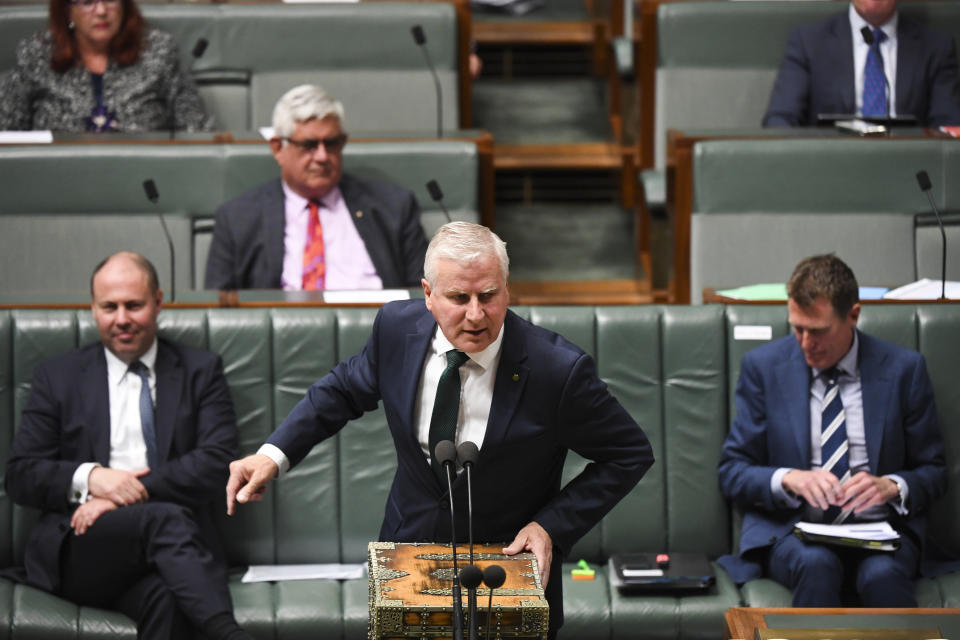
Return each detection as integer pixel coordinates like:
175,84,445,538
48,0,145,73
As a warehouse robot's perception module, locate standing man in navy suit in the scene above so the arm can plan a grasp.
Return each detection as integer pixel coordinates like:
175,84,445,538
225,222,654,637
5,252,252,640
718,255,947,606
763,0,960,127
204,84,428,291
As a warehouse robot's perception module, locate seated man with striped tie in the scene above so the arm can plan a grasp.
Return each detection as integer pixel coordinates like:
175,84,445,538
717,254,947,607
762,0,960,127
204,84,429,291
4,252,251,640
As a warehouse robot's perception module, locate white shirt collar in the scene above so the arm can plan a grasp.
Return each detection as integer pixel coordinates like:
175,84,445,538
104,338,158,386
849,3,897,42
432,321,505,372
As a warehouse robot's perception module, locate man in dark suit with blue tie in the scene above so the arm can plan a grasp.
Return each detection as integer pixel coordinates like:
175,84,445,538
763,0,960,127
5,252,252,639
225,222,654,637
718,254,947,607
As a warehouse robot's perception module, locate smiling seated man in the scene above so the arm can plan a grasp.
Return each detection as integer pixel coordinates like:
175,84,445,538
224,221,655,639
4,252,250,639
718,254,947,606
204,84,428,291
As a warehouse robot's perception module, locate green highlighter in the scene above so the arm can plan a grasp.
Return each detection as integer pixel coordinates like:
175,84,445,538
571,559,595,581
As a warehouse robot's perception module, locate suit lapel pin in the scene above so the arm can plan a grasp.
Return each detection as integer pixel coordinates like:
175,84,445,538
512,373,519,382
356,210,363,218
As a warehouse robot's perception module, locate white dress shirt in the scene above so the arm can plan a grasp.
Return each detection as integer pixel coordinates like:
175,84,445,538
279,181,383,291
69,339,157,503
771,331,908,519
849,4,899,117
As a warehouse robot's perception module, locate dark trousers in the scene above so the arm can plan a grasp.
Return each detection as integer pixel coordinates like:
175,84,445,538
58,502,233,640
767,530,920,607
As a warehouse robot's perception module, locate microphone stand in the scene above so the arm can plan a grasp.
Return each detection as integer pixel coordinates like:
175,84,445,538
438,443,465,640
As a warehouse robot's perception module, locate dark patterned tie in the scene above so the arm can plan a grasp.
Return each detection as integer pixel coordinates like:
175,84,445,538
428,350,470,483
820,367,850,523
862,28,888,117
129,361,159,469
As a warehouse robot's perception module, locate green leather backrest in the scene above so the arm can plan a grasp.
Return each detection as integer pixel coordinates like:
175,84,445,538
0,140,479,295
2,304,958,569
0,3,459,132
688,138,960,302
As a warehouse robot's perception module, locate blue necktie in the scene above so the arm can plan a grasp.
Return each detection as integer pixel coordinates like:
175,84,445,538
862,28,888,117
129,361,159,469
428,350,470,483
820,367,850,523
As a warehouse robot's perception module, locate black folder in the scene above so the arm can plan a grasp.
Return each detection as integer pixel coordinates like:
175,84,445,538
609,552,715,594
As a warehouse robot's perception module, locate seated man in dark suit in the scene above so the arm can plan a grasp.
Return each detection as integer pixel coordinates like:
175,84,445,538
763,0,960,127
205,84,429,291
718,254,947,606
5,252,251,640
224,221,655,638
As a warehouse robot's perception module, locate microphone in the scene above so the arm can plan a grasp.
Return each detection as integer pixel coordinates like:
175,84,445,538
916,170,947,299
411,25,443,137
426,179,453,224
142,179,176,302
459,564,483,640
860,26,890,118
435,440,465,640
457,441,480,640
171,38,210,140
481,564,506,640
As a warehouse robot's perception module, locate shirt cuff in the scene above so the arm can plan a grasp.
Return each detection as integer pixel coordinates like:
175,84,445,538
70,462,100,504
772,467,802,508
884,474,909,515
257,443,290,476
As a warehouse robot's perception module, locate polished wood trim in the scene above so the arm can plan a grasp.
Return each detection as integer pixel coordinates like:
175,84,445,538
509,278,653,305
454,0,473,128
493,142,626,169
473,21,598,44
724,607,960,640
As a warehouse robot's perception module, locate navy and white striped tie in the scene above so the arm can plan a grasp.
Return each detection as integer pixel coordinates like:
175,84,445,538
820,367,850,523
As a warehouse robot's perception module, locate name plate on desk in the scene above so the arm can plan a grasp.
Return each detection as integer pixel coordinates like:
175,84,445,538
368,541,548,640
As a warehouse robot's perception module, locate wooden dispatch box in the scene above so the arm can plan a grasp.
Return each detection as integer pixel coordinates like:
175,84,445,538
368,541,548,640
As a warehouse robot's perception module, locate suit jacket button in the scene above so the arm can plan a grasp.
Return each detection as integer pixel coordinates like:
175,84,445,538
439,500,449,511
59,524,68,532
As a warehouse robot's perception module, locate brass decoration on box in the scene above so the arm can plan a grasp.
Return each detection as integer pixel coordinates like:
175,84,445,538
368,542,548,640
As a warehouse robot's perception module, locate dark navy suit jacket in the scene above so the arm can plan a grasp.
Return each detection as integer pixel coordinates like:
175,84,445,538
266,300,654,630
4,339,238,593
763,11,960,127
717,330,946,584
204,174,428,290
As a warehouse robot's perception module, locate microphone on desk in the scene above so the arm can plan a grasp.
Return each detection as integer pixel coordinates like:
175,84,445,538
916,169,948,299
142,179,176,302
860,27,891,118
457,441,481,640
481,564,506,640
427,179,453,224
435,440,465,640
459,564,483,640
170,38,210,140
411,24,443,138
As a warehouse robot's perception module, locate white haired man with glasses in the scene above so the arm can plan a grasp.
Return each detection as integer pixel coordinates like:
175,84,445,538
205,84,428,291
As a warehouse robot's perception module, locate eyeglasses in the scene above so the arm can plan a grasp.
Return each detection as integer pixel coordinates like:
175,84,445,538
68,0,120,11
283,134,348,154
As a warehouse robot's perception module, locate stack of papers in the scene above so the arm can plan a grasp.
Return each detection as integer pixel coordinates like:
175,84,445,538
241,564,365,583
794,521,901,551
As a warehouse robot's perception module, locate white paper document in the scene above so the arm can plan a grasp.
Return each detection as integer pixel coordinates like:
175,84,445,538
884,278,960,300
241,564,365,583
323,289,411,304
795,520,899,541
0,131,54,144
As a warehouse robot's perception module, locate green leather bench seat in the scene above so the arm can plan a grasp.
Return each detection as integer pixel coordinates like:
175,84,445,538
1,303,957,639
687,137,960,303
639,0,960,216
0,3,462,133
0,139,479,294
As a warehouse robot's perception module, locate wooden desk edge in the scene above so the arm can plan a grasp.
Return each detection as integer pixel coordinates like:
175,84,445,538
724,607,960,640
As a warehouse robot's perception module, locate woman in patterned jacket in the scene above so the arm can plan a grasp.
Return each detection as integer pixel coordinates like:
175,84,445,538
0,0,213,132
